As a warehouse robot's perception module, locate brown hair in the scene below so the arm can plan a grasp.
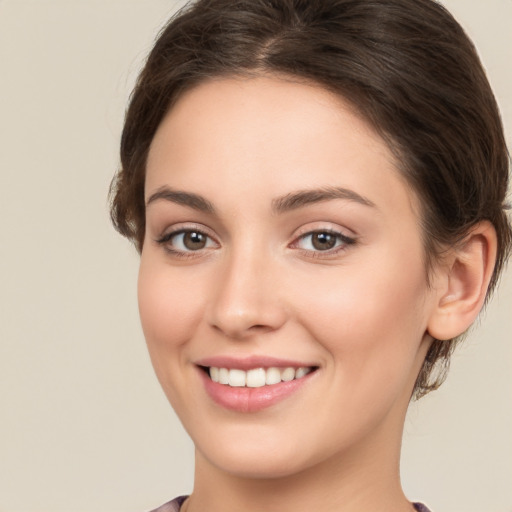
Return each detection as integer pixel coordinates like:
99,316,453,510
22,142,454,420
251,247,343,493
110,0,511,398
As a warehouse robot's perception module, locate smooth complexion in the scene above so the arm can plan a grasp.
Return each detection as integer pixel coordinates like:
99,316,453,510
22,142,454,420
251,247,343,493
139,76,494,512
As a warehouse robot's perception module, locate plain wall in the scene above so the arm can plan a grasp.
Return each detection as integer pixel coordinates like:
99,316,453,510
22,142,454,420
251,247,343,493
0,1,510,511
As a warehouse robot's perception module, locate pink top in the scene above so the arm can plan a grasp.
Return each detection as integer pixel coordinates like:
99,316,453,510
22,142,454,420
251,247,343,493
149,496,432,511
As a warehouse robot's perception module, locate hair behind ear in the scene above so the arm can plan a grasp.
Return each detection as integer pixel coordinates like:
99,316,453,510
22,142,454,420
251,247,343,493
412,221,498,399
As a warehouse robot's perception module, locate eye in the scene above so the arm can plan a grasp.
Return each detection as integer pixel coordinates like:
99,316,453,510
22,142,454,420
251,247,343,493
294,230,355,253
156,228,217,253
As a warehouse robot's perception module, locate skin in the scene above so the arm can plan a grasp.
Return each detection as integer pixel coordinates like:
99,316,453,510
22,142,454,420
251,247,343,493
138,76,495,512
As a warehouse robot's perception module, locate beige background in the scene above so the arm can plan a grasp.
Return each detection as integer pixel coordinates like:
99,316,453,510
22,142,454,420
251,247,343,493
0,1,510,511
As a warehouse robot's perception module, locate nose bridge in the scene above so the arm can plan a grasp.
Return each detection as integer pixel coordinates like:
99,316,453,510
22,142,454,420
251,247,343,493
207,239,286,338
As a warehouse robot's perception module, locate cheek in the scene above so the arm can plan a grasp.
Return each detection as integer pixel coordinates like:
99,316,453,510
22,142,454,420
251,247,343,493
137,255,206,358
291,263,430,430
290,252,429,374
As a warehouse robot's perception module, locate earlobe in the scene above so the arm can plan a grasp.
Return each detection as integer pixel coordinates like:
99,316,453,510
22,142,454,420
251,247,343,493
427,221,498,341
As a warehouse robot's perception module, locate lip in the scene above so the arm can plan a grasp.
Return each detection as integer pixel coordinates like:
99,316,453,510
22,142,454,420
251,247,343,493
195,356,318,413
195,355,316,371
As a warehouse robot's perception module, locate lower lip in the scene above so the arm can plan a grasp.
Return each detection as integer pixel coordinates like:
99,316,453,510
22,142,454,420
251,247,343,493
198,369,315,413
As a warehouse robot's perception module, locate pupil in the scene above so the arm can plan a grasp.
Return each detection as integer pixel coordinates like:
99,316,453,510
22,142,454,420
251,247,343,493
312,232,336,250
184,231,206,250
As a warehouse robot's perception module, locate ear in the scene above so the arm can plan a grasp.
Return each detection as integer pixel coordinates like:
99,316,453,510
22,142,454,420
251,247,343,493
427,221,498,341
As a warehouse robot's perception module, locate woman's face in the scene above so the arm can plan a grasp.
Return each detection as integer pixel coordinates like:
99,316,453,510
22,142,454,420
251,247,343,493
139,76,439,478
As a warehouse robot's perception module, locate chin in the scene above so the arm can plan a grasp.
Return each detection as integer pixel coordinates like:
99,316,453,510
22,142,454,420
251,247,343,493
202,448,311,480
193,424,337,481
192,428,309,479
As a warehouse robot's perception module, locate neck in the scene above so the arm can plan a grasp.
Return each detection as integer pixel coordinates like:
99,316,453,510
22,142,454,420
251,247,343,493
187,409,413,512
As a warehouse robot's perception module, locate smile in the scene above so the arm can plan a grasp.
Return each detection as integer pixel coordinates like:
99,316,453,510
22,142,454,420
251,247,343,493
208,366,314,388
197,359,319,412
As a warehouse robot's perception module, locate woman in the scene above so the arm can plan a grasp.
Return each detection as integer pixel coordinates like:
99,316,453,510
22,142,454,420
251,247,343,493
110,0,511,511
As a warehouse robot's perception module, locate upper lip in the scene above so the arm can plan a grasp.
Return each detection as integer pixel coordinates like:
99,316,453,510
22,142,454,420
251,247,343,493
195,355,318,371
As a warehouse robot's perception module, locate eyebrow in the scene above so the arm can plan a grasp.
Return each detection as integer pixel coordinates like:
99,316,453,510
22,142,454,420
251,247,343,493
146,186,215,213
145,185,376,214
271,186,376,213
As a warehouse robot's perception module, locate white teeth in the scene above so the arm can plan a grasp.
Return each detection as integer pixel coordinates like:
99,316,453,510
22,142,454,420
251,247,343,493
219,367,229,385
208,366,313,388
265,367,281,385
229,369,246,387
209,367,219,383
295,367,309,379
246,368,266,388
281,367,295,382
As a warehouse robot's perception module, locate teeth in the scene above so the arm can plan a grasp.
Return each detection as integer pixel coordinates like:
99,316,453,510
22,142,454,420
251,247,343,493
295,367,309,379
208,366,313,388
210,366,219,383
228,369,246,387
219,367,229,385
265,367,281,385
281,367,295,382
246,368,266,388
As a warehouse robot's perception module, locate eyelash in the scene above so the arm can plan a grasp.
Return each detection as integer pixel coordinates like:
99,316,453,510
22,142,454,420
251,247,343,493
155,226,218,259
155,227,356,259
290,229,356,258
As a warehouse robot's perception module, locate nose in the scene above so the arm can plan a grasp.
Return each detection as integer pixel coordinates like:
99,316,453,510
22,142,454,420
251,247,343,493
205,248,287,340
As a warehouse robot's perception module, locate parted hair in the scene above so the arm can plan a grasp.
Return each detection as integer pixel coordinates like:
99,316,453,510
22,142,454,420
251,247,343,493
110,0,511,398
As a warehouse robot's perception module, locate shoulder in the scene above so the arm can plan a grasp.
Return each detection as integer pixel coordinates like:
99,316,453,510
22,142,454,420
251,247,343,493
413,503,433,512
148,496,188,512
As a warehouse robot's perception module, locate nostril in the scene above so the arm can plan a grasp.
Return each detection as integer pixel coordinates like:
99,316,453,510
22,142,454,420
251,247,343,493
206,281,288,338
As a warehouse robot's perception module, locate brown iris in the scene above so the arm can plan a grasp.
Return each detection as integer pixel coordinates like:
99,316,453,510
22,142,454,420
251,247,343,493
311,232,337,251
183,231,208,250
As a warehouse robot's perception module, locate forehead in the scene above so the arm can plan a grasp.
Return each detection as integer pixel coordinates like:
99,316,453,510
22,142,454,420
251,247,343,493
145,76,419,219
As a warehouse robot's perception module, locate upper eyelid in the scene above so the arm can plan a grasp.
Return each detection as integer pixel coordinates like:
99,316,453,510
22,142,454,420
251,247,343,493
155,227,220,259
289,225,357,251
292,230,355,245
291,222,356,239
154,224,220,250
158,222,216,238
154,222,356,247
